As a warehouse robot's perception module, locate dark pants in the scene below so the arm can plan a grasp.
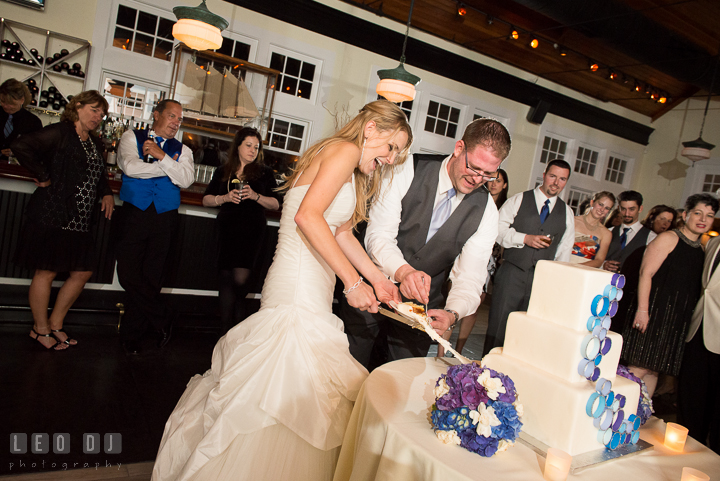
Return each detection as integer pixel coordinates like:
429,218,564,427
484,262,534,355
677,322,720,454
338,296,432,371
116,202,179,342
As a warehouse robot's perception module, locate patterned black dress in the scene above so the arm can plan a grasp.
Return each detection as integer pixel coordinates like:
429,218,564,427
621,230,704,376
12,122,110,272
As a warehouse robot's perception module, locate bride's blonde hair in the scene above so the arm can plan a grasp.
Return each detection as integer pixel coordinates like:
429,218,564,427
280,100,413,226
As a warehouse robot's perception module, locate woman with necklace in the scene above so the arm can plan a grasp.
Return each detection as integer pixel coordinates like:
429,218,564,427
203,127,281,335
569,191,615,267
12,90,114,350
621,193,718,398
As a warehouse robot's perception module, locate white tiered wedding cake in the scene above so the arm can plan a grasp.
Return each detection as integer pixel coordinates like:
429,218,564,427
482,261,641,456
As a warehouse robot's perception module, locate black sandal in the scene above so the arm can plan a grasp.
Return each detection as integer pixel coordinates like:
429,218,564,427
30,328,63,351
51,329,77,347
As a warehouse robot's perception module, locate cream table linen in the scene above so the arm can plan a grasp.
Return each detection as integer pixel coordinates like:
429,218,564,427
334,357,720,481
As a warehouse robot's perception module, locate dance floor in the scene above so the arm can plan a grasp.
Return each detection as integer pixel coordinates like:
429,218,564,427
0,304,679,480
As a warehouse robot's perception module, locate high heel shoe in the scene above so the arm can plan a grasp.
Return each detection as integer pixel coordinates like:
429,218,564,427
30,328,63,351
51,328,77,347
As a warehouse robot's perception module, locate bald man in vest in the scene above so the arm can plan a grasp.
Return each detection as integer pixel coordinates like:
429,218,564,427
116,99,195,354
484,159,575,355
339,118,511,370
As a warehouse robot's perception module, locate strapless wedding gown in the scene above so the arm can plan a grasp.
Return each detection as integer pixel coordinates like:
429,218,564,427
152,182,368,481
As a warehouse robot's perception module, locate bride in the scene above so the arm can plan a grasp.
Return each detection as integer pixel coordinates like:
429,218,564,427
151,100,412,481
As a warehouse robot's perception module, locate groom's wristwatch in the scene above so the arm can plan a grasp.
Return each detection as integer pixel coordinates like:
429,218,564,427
444,309,459,330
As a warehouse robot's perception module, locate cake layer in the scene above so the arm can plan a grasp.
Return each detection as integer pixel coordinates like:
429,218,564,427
483,351,640,456
528,261,617,332
503,312,623,383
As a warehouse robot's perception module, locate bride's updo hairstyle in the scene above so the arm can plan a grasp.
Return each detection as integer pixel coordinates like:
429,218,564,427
281,100,413,226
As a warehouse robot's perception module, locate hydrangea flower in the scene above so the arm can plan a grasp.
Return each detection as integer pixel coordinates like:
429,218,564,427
430,363,522,457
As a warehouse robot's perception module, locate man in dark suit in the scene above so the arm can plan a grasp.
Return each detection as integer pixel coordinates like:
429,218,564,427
484,159,575,355
339,118,511,369
602,190,656,273
0,79,42,161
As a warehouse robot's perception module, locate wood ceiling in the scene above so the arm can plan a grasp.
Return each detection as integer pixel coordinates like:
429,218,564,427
340,0,720,120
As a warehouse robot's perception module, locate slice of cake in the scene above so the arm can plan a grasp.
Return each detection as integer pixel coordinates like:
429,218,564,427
482,261,641,456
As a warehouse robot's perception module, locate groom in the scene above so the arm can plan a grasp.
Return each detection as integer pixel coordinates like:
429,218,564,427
339,118,511,369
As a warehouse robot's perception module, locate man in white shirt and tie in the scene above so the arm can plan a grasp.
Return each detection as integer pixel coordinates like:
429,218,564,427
338,118,511,369
484,159,575,354
115,100,195,354
602,190,657,273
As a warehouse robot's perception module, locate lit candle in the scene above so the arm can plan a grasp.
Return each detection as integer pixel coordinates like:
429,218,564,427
544,448,572,481
681,467,709,481
664,423,689,452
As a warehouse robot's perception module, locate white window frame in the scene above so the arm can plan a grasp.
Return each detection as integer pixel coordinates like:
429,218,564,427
573,143,603,179
216,31,259,63
267,46,322,105
266,114,310,155
566,187,593,215
473,108,510,130
604,152,633,188
423,96,463,140
101,72,167,122
110,2,176,63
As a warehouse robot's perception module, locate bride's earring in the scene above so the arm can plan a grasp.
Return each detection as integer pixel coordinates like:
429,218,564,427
359,137,366,166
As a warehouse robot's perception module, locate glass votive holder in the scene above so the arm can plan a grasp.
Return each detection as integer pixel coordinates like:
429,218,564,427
544,447,572,481
664,422,689,452
681,467,709,481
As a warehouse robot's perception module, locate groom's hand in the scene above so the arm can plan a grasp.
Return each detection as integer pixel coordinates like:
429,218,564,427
428,309,454,336
372,278,401,306
394,265,430,304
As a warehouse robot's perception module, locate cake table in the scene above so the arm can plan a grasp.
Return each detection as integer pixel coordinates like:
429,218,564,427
333,357,720,481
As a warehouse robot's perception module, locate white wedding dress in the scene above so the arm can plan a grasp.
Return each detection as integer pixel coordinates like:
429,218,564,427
152,182,368,481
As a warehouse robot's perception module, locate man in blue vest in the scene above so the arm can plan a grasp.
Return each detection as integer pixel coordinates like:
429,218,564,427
116,99,195,354
484,159,575,355
339,118,511,369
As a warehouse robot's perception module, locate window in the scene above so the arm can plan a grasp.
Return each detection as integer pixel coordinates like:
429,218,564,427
424,100,460,138
113,4,174,61
540,135,567,164
702,174,720,194
216,37,251,61
574,146,599,176
268,118,305,154
269,52,315,100
566,189,592,215
605,156,628,184
377,96,413,120
102,77,164,121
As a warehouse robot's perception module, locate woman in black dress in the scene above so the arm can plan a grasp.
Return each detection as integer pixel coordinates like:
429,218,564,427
203,127,281,333
13,90,114,350
622,193,718,397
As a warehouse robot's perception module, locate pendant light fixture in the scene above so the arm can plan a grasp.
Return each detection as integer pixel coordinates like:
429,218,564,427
376,0,421,103
172,0,229,52
681,49,719,163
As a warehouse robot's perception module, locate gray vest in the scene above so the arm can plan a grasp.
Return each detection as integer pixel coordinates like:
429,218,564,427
503,190,567,271
397,154,488,308
605,225,651,268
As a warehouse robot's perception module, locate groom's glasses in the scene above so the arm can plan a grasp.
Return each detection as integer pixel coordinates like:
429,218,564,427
464,151,498,182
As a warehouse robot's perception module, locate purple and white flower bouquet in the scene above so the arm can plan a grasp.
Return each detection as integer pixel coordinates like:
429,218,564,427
616,364,654,425
430,362,523,457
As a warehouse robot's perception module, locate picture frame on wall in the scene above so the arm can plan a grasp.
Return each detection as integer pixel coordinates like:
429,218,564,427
1,0,45,10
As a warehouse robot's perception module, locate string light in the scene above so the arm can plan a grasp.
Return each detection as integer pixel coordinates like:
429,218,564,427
457,4,467,16
590,62,599,72
530,38,539,48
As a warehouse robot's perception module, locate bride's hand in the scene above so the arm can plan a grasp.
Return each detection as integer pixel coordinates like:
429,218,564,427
371,278,400,306
345,282,380,313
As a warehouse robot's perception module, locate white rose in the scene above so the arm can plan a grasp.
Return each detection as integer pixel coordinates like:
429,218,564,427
434,378,450,399
475,403,501,437
478,371,506,401
497,440,514,453
514,402,524,418
435,429,461,445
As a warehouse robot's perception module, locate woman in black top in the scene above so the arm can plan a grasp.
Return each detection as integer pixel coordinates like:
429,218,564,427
13,90,114,350
203,127,281,334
